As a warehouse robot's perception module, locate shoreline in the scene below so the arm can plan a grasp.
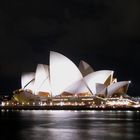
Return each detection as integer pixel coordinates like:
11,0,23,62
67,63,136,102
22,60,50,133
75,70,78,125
0,106,140,111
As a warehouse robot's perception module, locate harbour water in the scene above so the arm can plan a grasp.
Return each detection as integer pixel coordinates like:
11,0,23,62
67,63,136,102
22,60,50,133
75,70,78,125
0,110,140,140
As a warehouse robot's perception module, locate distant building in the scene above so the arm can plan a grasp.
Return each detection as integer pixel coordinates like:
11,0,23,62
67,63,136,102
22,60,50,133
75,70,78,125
13,51,130,105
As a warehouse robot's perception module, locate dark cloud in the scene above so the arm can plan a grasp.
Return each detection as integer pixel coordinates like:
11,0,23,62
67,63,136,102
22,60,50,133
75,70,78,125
0,0,140,95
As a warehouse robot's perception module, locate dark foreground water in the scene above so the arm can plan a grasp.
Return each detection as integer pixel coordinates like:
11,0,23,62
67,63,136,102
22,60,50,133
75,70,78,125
0,110,140,140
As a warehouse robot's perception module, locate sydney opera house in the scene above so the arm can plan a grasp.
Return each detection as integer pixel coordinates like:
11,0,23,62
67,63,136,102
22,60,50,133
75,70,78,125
10,51,135,108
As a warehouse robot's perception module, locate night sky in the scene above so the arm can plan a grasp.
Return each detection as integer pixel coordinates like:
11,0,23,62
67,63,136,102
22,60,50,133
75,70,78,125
0,0,140,96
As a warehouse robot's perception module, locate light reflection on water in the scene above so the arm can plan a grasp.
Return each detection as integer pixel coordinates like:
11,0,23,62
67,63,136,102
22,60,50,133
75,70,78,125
0,110,140,140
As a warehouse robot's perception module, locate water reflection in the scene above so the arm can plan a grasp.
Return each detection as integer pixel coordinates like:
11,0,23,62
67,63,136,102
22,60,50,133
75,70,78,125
0,110,140,140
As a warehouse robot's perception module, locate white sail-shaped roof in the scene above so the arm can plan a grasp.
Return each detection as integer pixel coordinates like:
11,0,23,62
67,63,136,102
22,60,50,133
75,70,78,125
96,83,107,97
107,81,130,97
64,79,90,94
21,72,35,91
79,60,94,77
50,51,84,96
84,70,114,95
33,64,51,95
96,83,106,94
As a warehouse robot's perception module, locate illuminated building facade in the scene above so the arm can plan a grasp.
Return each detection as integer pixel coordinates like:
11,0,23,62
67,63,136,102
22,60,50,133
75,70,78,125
12,51,132,107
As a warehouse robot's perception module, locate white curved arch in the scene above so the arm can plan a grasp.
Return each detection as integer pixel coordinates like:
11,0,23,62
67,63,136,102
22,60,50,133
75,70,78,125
50,51,83,96
21,72,35,91
34,64,51,95
84,70,114,94
107,81,130,97
64,79,90,94
79,60,94,77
